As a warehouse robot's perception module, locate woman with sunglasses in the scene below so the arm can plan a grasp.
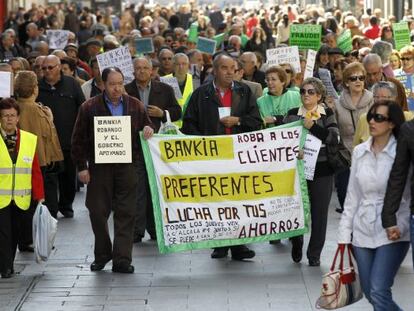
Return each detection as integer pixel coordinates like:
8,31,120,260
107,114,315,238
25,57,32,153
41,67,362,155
334,62,374,213
393,45,414,110
380,24,395,48
284,77,339,266
257,66,301,128
338,101,410,310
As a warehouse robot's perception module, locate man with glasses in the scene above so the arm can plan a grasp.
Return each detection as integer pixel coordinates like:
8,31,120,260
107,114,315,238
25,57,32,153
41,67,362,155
363,53,407,111
37,55,85,219
125,57,181,243
158,48,174,77
233,59,263,100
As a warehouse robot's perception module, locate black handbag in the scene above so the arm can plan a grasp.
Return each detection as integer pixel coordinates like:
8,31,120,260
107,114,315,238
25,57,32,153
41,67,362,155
326,140,351,173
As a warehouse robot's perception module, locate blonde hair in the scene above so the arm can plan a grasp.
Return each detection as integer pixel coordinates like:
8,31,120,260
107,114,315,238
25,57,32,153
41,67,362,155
14,70,38,99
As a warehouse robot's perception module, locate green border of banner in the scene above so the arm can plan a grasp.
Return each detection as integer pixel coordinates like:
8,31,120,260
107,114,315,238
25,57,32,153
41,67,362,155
140,120,310,254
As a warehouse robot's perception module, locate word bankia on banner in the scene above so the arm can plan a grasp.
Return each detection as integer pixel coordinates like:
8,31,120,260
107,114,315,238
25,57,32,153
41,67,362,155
141,121,310,253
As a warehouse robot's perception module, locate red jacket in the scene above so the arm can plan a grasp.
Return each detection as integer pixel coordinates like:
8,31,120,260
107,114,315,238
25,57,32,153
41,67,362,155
364,25,381,40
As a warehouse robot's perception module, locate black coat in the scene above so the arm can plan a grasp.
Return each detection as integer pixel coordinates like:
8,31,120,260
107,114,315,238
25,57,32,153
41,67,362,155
37,75,85,150
382,120,414,228
181,80,261,135
125,79,182,132
244,68,266,89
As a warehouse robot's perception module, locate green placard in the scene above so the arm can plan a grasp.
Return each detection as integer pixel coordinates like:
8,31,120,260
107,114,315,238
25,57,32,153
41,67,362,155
213,33,225,46
393,22,411,51
337,29,353,53
289,24,322,51
188,23,198,43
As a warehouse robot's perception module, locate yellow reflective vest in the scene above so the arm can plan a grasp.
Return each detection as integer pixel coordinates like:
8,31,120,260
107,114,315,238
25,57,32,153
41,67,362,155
165,73,193,127
0,130,37,210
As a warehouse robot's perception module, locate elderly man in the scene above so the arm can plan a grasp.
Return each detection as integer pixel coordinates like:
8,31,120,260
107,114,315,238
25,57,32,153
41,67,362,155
371,41,394,78
363,53,407,111
25,23,46,52
158,48,174,76
182,53,262,260
0,32,20,60
227,35,242,57
164,53,193,126
187,49,204,89
37,55,85,218
125,57,181,242
82,58,104,100
233,59,262,99
240,52,266,88
72,67,154,273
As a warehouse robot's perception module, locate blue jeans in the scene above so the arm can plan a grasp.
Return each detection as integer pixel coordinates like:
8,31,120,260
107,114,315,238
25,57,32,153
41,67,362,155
353,242,409,311
411,215,414,269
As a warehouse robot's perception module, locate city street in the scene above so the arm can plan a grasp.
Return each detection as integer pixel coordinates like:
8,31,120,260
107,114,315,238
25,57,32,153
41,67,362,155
1,189,413,311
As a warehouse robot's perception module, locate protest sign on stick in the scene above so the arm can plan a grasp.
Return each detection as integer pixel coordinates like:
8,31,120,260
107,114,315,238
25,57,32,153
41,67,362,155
266,46,301,73
97,46,134,84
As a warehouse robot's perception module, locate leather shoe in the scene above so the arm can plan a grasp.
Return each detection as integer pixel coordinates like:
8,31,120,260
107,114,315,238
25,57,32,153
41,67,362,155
308,258,321,267
90,259,111,271
211,248,228,259
335,208,343,214
1,269,12,278
231,245,255,260
18,244,34,252
112,264,134,274
133,235,143,243
291,237,303,263
269,239,281,245
60,210,74,218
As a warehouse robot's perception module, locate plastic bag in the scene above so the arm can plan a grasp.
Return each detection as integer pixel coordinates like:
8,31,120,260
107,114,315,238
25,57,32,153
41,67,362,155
158,110,182,135
32,202,58,263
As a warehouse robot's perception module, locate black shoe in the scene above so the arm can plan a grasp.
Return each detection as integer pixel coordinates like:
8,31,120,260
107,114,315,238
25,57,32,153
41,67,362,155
60,210,74,218
231,245,255,260
90,259,111,271
291,238,303,263
133,235,143,243
335,208,344,214
150,234,157,241
211,248,228,259
18,244,34,252
269,239,281,245
112,264,134,274
308,258,321,266
1,269,12,278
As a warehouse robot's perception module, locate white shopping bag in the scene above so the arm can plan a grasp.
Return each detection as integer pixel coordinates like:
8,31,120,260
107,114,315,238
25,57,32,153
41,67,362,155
32,202,58,263
158,110,182,135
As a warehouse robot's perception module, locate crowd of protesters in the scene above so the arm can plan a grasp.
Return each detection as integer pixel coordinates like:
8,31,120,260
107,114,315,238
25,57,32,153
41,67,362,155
0,2,414,309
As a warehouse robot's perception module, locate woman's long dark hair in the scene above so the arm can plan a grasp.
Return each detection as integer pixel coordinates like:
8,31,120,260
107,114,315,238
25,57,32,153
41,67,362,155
367,101,405,138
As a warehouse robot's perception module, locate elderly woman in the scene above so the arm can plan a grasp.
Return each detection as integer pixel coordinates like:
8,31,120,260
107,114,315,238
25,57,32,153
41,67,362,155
0,98,45,278
338,101,409,310
280,63,300,92
380,24,395,48
285,77,340,266
334,62,374,213
371,40,394,78
14,71,63,218
257,66,301,128
61,57,86,86
394,45,414,110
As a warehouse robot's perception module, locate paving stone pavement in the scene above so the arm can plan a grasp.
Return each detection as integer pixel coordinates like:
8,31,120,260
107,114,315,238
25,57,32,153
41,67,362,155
1,189,413,311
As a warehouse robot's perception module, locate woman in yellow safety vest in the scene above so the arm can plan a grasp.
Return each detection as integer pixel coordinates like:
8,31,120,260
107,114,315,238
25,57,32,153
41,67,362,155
0,98,44,279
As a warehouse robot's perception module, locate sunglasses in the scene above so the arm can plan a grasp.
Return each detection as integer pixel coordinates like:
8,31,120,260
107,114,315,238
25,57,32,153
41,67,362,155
300,88,317,95
400,57,413,61
42,64,58,71
367,112,389,123
348,75,365,82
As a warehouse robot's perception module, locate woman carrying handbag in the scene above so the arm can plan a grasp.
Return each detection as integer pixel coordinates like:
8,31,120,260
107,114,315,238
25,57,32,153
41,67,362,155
337,101,411,311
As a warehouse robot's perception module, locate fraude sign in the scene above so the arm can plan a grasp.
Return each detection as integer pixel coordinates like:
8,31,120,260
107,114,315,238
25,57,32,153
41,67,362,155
141,122,310,253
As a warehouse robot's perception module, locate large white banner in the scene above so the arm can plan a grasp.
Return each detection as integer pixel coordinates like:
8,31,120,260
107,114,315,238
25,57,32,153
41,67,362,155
141,122,310,253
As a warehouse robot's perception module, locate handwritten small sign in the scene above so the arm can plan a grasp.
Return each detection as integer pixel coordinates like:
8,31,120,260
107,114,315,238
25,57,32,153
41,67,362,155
96,46,134,84
46,30,70,50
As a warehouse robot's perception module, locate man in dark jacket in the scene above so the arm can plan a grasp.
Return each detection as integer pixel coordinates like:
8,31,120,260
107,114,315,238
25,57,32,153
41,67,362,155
182,53,262,260
37,55,85,218
240,52,266,89
382,120,414,268
125,57,181,242
0,32,21,61
71,67,154,273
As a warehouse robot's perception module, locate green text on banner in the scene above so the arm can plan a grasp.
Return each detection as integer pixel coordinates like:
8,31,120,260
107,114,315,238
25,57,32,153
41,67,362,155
337,29,353,53
289,24,322,51
140,122,310,254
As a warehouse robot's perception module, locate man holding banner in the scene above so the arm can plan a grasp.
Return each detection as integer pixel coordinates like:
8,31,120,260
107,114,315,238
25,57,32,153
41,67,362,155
71,67,154,273
181,53,262,260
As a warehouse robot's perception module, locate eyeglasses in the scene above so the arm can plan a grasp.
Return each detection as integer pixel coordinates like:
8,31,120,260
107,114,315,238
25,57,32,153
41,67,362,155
42,64,58,71
400,57,413,61
367,112,389,123
348,75,365,82
300,88,317,95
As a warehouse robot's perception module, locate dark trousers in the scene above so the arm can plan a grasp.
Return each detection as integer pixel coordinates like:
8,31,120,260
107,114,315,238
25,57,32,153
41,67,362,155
334,168,350,209
134,162,156,239
291,174,334,260
42,151,76,217
58,150,76,212
0,203,26,273
86,163,138,266
17,200,36,247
